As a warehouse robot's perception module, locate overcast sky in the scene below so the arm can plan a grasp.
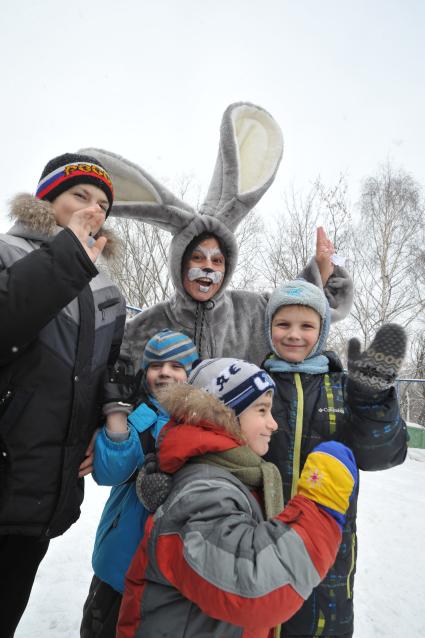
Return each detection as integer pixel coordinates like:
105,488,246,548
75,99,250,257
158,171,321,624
0,0,423,231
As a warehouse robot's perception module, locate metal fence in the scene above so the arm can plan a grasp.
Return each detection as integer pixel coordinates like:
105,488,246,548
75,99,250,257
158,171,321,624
395,378,425,448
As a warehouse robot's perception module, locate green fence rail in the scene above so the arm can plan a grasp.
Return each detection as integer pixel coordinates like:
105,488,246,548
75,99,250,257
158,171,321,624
407,424,425,449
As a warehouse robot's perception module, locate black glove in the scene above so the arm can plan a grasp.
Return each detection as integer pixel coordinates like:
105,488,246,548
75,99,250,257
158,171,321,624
135,453,173,512
102,357,144,416
347,323,407,392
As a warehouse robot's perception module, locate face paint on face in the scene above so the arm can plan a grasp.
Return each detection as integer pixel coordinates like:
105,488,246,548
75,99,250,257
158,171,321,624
187,267,223,292
183,237,226,301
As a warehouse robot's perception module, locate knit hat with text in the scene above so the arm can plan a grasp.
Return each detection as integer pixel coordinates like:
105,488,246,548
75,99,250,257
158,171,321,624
36,152,114,216
188,358,275,416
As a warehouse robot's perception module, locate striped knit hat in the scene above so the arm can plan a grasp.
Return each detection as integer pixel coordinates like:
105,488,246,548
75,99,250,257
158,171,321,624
188,358,275,416
36,153,114,216
142,330,199,374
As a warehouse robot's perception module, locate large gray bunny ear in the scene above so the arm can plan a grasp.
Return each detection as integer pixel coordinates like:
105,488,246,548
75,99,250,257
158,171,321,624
79,147,195,235
200,102,284,232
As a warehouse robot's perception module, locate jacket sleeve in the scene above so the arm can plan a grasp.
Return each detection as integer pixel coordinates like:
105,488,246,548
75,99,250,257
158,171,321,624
297,257,353,323
122,481,341,635
107,295,127,366
0,229,98,364
93,425,143,486
343,377,408,470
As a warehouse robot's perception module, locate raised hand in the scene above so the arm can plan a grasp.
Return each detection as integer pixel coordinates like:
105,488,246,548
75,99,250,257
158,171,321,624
315,226,335,286
102,358,144,416
67,206,107,262
347,324,407,393
297,441,358,529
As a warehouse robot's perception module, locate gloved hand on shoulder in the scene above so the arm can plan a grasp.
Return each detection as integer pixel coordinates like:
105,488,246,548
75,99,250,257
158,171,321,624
297,441,358,530
347,323,407,393
102,357,144,416
136,453,173,512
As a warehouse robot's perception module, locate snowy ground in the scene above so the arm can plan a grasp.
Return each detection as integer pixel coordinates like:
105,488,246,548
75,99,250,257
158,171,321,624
16,449,425,638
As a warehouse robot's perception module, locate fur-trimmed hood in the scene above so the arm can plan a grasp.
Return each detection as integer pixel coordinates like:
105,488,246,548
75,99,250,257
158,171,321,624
156,384,243,474
8,194,121,260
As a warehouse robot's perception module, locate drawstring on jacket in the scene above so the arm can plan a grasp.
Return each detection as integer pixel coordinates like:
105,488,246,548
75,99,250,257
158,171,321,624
193,300,215,356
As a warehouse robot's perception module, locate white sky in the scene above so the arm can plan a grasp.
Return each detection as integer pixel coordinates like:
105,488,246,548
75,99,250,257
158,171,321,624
0,0,424,231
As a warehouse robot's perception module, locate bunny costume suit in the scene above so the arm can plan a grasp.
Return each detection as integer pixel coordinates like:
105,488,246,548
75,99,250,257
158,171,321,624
82,103,353,366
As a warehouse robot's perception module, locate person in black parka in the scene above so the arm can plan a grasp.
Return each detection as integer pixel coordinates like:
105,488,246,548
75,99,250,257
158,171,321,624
0,153,126,637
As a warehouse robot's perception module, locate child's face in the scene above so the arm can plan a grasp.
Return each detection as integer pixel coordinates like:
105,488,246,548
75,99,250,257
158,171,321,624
51,183,109,232
271,305,321,363
146,361,188,397
238,392,277,457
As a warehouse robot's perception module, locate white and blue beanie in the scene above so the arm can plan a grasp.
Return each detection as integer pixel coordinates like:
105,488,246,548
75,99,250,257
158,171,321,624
188,358,275,416
142,329,199,374
265,280,331,359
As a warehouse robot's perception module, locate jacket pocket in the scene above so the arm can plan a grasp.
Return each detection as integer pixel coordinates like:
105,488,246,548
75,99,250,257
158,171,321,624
0,386,33,510
0,386,33,437
0,388,14,420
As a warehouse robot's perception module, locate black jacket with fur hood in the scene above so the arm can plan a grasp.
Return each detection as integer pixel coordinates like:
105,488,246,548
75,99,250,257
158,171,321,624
0,194,126,538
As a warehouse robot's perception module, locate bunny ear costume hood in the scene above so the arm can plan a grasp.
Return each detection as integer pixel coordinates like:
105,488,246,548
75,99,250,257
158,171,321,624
81,102,352,366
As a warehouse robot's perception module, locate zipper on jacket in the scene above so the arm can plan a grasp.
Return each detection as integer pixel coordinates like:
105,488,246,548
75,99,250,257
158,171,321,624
313,609,326,636
0,389,13,406
98,297,120,320
323,374,336,435
291,373,304,498
346,533,356,599
0,389,13,416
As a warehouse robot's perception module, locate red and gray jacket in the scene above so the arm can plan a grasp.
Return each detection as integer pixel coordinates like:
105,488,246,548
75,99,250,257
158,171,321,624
117,385,342,638
0,194,126,539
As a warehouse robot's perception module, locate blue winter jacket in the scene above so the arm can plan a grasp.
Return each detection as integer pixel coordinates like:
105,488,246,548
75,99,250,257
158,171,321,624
92,398,170,593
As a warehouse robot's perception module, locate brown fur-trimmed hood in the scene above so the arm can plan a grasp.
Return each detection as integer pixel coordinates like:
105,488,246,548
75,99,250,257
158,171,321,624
8,193,121,260
157,383,242,441
157,384,244,474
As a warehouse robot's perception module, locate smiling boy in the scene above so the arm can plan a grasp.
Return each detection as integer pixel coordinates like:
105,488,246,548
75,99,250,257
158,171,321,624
81,330,199,638
263,280,408,638
116,357,358,638
0,153,125,636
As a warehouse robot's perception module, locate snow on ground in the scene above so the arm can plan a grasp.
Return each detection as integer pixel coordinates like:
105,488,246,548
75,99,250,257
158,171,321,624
16,449,425,638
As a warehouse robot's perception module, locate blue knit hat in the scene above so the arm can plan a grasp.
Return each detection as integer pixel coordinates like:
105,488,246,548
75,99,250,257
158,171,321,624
142,330,199,374
265,280,331,359
188,358,275,416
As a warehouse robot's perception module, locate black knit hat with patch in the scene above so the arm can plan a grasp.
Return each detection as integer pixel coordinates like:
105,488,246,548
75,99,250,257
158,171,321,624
36,152,114,216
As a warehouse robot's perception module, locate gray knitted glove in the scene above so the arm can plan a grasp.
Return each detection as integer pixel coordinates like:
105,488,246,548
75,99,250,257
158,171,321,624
347,323,407,392
135,453,173,512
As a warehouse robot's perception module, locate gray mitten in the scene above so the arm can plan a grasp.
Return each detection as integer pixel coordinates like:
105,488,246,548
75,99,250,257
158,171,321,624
135,453,173,512
347,323,407,392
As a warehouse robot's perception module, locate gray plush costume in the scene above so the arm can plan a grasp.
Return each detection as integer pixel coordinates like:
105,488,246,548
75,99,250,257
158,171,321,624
81,102,353,366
